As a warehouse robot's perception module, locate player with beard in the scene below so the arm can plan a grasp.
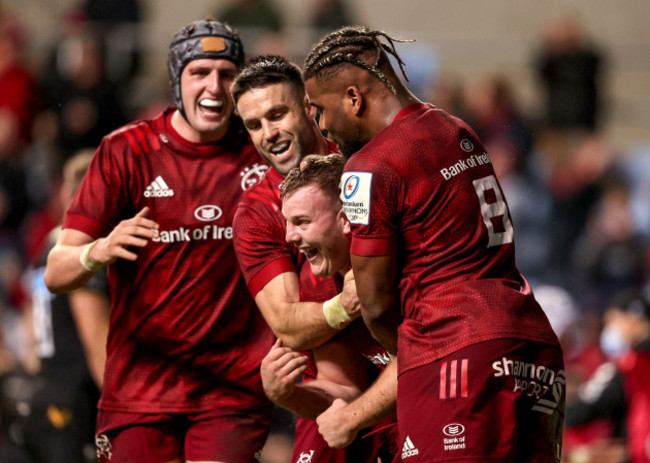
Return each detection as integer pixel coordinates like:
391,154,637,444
232,56,383,462
303,26,564,462
44,20,274,463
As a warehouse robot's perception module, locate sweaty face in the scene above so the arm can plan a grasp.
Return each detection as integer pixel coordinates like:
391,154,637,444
305,77,365,158
283,184,350,277
237,83,318,176
178,59,238,142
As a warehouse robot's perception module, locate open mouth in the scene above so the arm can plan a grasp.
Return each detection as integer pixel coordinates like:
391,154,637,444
199,98,224,115
269,140,291,156
301,248,318,260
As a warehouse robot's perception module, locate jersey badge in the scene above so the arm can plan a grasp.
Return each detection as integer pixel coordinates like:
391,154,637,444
194,205,223,221
296,450,315,462
340,172,372,225
240,163,269,191
402,435,420,459
144,175,174,198
95,434,113,460
442,423,467,451
460,138,474,152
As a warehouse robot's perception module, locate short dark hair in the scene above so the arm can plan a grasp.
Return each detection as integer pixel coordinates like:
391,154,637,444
281,154,345,203
231,55,305,105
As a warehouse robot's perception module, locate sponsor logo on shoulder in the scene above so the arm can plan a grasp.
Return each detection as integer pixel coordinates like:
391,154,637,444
144,175,174,197
460,138,474,152
442,423,467,451
440,152,491,181
241,163,269,191
401,435,419,459
340,172,372,225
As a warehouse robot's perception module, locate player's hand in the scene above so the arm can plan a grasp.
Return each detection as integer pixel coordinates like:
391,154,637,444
260,339,308,404
316,398,357,448
339,270,361,320
91,207,159,264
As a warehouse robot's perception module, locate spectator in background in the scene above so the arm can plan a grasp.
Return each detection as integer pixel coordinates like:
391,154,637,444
0,149,109,463
534,284,614,460
38,16,127,159
215,0,284,55
308,0,356,41
217,0,283,33
537,133,615,285
77,0,143,97
426,74,464,117
565,289,650,463
0,10,35,240
0,10,37,161
535,14,605,132
462,74,534,175
571,177,647,313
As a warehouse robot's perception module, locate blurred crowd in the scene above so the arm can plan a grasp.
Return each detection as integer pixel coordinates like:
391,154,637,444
0,1,648,462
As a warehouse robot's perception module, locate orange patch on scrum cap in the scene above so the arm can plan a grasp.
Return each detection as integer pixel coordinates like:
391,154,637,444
201,37,227,52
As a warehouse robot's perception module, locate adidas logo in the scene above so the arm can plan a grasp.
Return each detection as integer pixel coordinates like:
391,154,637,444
145,176,174,197
401,435,419,459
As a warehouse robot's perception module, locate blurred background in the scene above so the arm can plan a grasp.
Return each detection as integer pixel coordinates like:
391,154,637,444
0,1,649,462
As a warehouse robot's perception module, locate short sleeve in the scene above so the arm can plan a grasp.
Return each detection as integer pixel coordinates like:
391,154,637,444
63,138,128,238
341,153,399,257
233,194,298,297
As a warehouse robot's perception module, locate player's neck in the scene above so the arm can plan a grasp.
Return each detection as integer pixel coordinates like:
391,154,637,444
370,89,420,136
303,121,330,155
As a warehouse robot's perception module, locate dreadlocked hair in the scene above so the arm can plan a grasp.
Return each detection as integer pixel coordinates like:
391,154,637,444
304,26,413,95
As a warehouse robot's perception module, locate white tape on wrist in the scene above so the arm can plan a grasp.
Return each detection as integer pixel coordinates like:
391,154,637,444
323,294,351,329
80,239,105,272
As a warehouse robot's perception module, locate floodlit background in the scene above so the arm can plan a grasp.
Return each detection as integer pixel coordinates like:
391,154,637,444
1,1,649,462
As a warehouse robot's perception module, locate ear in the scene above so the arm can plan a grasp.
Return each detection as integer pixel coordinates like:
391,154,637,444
344,85,364,117
337,208,351,234
303,94,316,118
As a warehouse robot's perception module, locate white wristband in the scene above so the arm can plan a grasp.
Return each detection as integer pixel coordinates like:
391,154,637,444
323,294,351,329
80,239,105,272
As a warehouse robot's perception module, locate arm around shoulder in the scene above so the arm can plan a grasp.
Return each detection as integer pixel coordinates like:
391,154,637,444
255,272,349,350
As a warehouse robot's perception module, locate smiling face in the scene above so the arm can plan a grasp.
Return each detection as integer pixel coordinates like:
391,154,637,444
176,58,238,143
305,77,367,158
236,82,320,175
282,184,350,277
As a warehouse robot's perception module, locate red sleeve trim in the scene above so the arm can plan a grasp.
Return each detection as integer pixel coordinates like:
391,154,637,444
62,213,107,239
350,237,394,257
248,257,297,298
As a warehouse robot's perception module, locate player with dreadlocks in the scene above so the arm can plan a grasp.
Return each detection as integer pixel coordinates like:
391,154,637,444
304,26,565,462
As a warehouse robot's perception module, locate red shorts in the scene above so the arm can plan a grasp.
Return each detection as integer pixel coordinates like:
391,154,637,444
292,416,396,463
397,338,564,462
95,405,272,463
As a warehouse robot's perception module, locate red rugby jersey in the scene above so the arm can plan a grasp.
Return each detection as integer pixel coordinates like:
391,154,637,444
233,167,301,298
233,140,339,298
299,264,390,372
341,103,559,373
64,108,274,413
